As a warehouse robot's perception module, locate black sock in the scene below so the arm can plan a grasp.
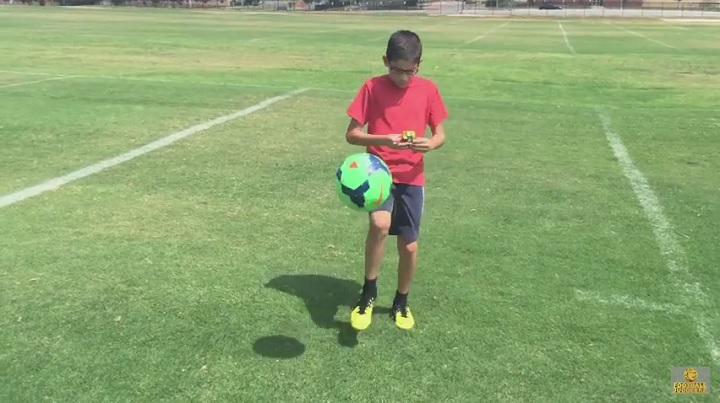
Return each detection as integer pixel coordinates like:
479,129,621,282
362,277,377,299
393,290,408,307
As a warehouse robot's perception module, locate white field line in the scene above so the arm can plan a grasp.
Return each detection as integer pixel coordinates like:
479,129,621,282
2,70,718,113
0,70,515,105
662,21,691,31
0,70,295,90
574,289,684,314
597,111,719,364
464,21,510,45
558,22,576,54
81,74,297,90
0,76,76,89
662,21,720,39
0,88,308,209
0,69,557,107
604,21,677,49
0,70,58,77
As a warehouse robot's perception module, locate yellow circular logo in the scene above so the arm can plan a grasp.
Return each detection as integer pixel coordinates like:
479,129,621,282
683,368,699,382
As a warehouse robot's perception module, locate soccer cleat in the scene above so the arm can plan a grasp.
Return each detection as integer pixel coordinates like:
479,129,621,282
350,295,375,331
391,304,415,330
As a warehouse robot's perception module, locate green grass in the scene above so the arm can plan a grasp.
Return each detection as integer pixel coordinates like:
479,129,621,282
1,6,719,403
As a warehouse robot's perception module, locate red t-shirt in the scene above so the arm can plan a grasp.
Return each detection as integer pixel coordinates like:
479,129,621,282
346,75,448,186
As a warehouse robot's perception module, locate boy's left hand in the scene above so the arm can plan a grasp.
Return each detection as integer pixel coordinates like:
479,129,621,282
409,137,433,153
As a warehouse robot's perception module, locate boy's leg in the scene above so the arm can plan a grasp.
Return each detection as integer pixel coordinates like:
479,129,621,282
388,184,424,330
350,188,395,331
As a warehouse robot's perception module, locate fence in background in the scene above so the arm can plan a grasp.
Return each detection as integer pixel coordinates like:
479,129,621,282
2,0,720,18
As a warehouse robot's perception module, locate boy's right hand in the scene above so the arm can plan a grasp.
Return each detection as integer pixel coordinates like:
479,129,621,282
385,134,410,150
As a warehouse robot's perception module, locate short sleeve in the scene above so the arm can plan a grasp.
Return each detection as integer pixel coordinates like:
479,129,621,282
347,81,370,125
428,85,449,127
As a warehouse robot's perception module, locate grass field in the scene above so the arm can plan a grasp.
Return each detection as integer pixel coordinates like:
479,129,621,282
1,6,720,402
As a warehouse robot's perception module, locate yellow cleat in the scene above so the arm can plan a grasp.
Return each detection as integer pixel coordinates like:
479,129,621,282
392,305,415,330
350,297,374,331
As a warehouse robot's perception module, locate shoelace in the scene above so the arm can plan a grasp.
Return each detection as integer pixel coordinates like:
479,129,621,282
393,305,408,318
356,297,374,314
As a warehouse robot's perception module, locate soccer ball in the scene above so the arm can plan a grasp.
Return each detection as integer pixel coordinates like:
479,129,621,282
335,153,392,212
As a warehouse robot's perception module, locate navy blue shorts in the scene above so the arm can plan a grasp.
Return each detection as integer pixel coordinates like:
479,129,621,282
372,183,424,243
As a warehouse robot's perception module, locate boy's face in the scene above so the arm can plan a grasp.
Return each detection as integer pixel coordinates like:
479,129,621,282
383,56,420,89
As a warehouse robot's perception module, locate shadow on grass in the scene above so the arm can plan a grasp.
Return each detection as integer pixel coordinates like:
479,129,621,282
252,335,306,359
254,274,390,353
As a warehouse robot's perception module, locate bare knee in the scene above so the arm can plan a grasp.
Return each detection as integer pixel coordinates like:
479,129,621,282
397,238,418,257
369,212,391,238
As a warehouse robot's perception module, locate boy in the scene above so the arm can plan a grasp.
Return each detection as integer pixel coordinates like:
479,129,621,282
345,30,449,331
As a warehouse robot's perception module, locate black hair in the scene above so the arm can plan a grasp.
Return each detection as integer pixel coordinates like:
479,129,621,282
386,30,422,63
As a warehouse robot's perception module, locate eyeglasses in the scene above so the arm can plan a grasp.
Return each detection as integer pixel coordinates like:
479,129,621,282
389,67,419,76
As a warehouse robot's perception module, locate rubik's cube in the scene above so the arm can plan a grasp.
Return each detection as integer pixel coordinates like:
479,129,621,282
402,130,416,143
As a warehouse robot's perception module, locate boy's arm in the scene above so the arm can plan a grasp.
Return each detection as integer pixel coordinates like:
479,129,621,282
413,83,448,152
346,118,406,148
429,122,445,150
409,123,445,153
